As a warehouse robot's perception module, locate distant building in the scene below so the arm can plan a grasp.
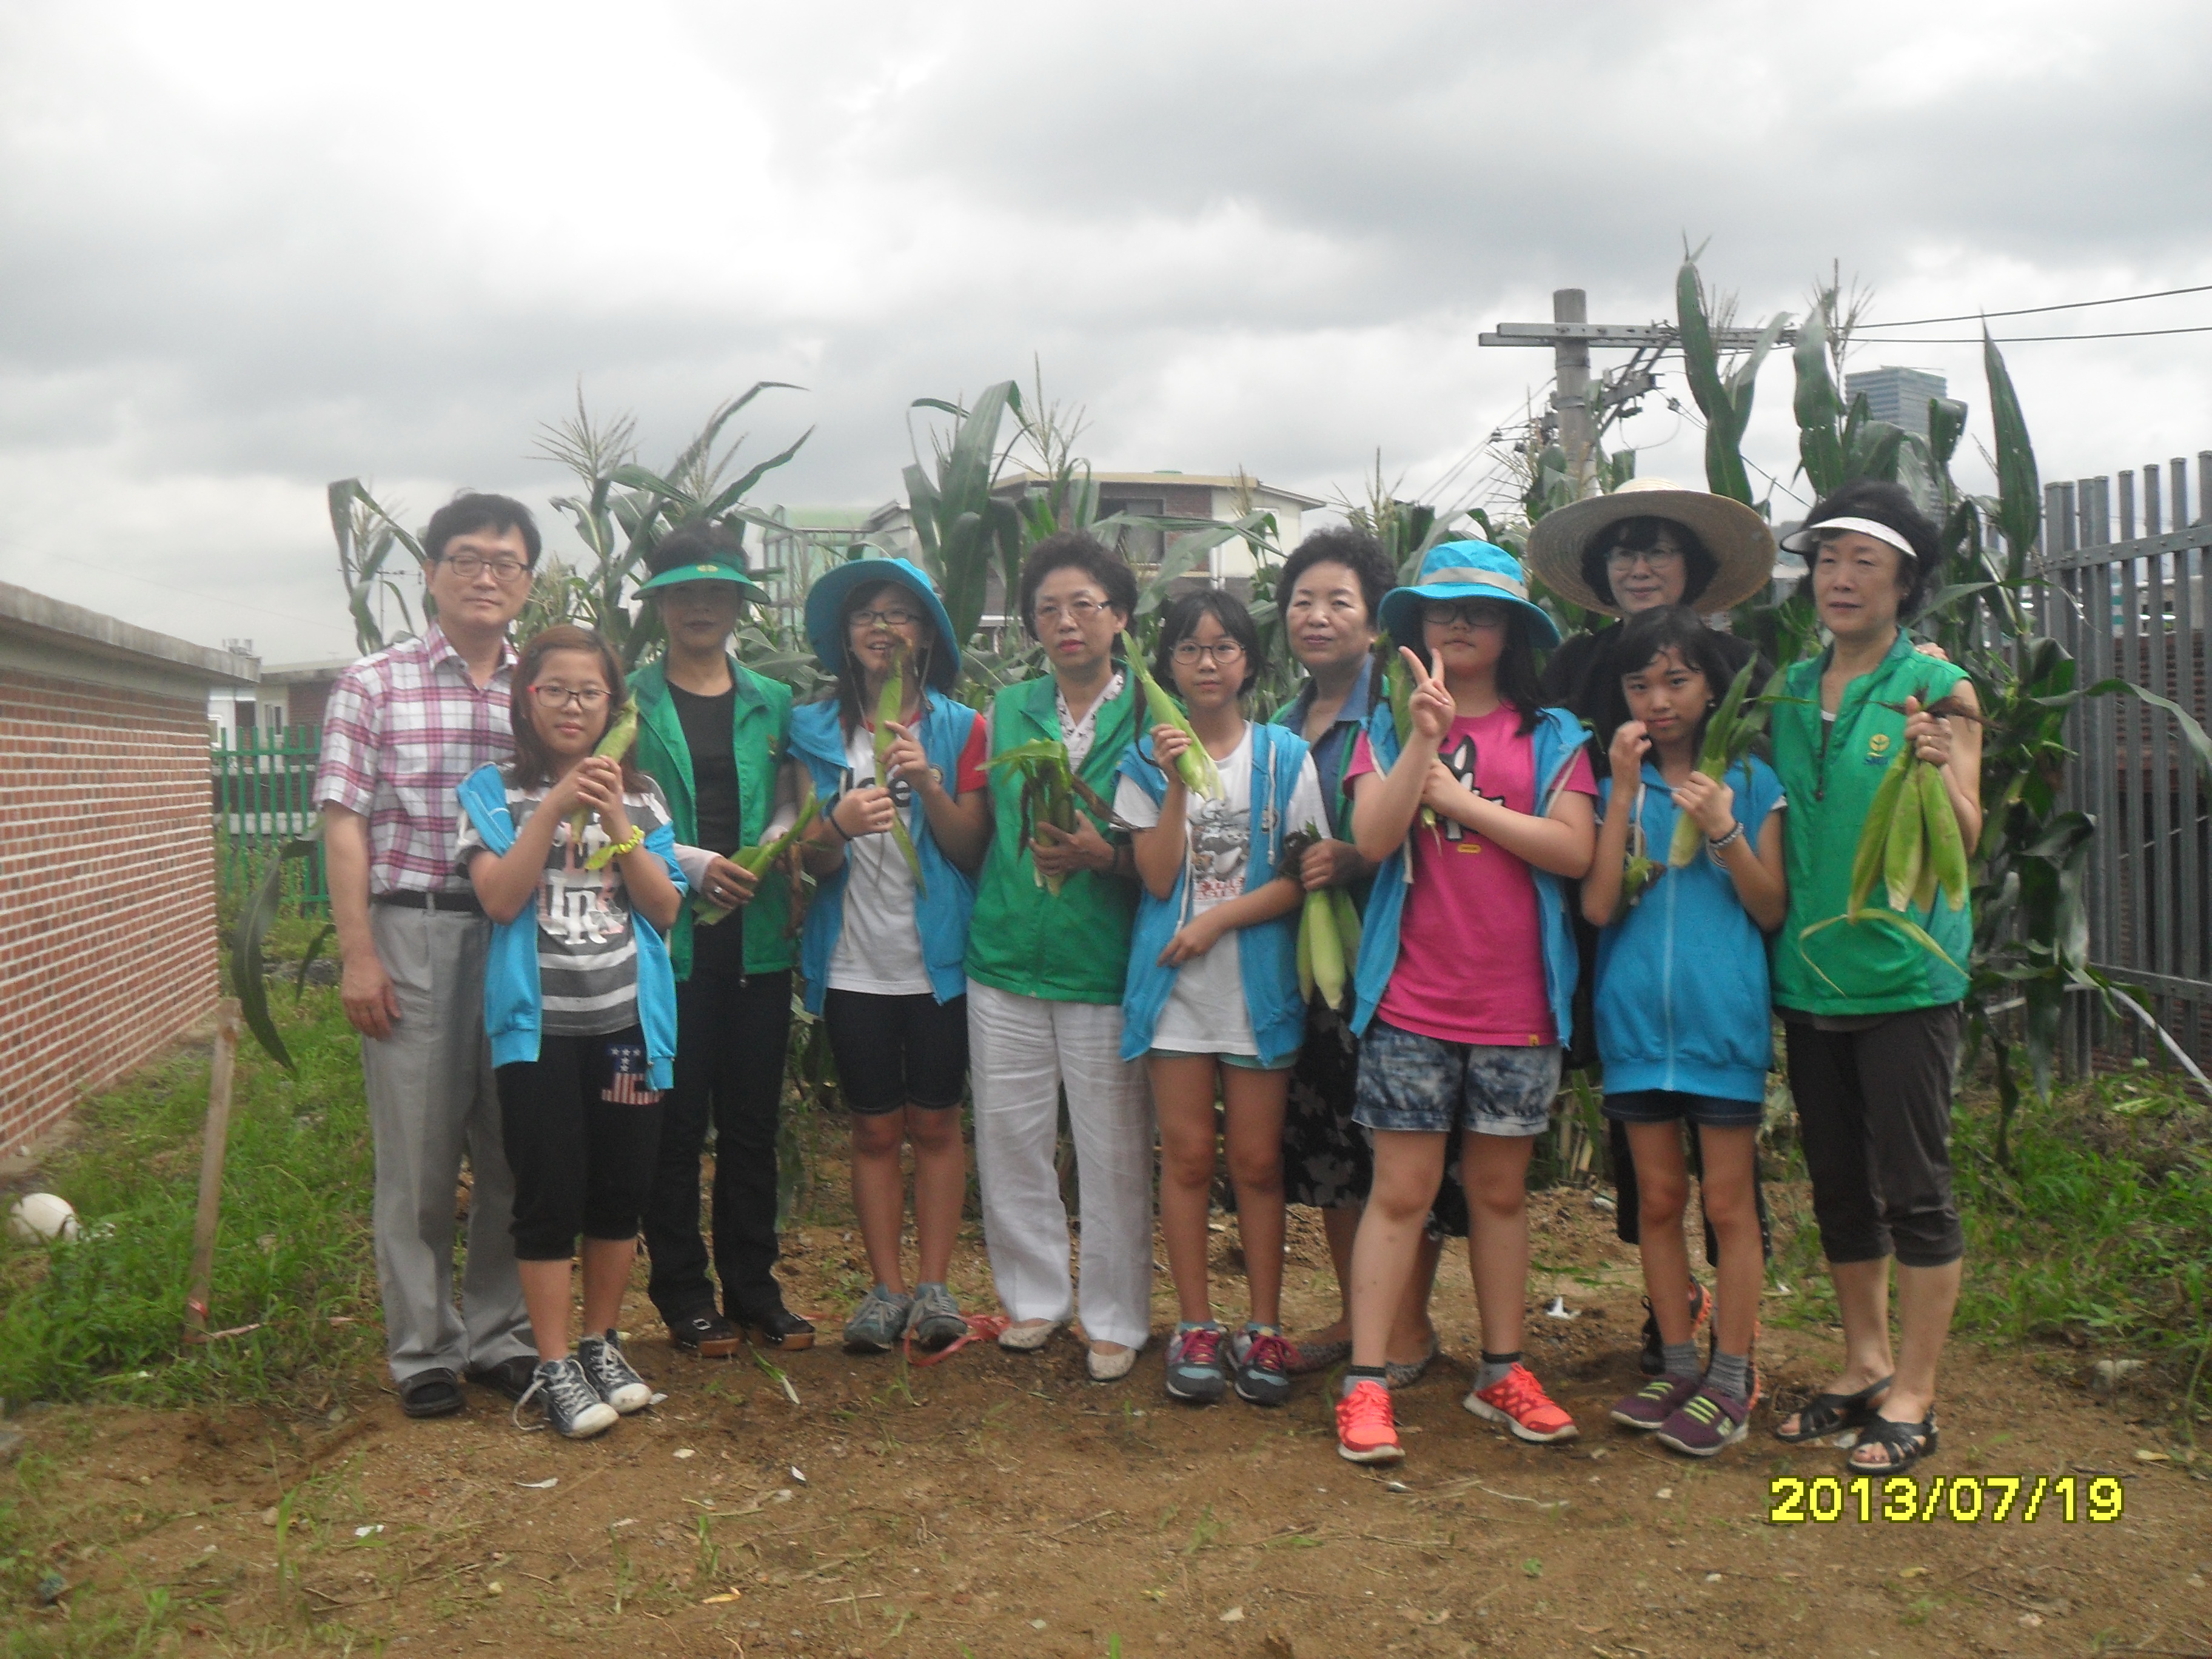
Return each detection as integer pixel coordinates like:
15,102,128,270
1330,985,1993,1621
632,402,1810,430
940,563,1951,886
207,658,351,739
760,472,1322,629
1844,366,1949,440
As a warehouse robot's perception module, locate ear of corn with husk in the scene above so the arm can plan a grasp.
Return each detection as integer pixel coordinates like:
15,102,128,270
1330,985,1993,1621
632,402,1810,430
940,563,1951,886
694,789,822,927
1665,659,1768,866
1286,823,1360,1014
873,645,928,895
987,737,1116,897
568,697,640,859
1799,722,1971,977
1128,648,1224,802
1379,634,1438,832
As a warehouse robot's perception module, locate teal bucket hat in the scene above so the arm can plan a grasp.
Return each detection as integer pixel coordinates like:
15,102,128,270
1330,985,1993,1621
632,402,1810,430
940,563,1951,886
804,556,962,691
635,549,771,604
1378,540,1560,651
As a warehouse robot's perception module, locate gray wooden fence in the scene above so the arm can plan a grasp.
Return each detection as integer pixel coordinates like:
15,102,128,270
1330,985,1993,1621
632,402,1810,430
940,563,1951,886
2038,451,2212,1061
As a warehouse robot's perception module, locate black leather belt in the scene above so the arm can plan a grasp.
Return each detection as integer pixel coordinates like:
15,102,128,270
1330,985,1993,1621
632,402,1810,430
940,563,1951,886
372,889,484,914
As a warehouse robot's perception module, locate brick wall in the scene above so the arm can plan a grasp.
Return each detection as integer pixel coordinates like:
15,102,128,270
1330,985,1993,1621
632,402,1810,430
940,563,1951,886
0,668,220,1156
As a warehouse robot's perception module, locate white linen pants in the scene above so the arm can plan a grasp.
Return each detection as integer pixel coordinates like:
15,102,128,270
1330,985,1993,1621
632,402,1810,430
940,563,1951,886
968,982,1154,1350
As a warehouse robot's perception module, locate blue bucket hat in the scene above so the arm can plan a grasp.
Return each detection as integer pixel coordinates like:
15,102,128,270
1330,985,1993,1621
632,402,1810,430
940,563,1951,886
804,557,962,691
1377,540,1560,651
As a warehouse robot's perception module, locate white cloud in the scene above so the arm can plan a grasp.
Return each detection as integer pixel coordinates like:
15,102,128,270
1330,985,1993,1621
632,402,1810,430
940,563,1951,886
2,0,2209,662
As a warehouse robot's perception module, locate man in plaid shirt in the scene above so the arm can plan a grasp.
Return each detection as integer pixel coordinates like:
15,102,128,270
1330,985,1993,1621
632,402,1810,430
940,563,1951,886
316,492,544,1419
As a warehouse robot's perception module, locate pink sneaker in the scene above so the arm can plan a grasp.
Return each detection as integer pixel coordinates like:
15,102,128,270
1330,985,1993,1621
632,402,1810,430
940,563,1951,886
1463,1363,1578,1443
1335,1379,1405,1464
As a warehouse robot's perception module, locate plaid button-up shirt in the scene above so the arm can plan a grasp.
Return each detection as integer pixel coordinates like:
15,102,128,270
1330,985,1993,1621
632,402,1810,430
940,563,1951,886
314,623,517,897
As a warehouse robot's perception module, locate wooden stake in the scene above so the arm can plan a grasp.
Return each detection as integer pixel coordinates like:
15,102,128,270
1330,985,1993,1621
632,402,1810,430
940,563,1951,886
183,998,243,1343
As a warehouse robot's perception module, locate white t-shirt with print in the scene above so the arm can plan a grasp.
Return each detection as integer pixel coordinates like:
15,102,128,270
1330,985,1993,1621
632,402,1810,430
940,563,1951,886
826,722,934,997
1113,723,1325,1056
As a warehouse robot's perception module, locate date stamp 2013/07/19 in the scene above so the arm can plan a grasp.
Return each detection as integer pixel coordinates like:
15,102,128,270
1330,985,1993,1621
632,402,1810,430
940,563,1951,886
1768,1474,2125,1524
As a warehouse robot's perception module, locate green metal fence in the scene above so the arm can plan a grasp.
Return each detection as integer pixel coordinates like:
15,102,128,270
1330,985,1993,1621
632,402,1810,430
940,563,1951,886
213,725,327,911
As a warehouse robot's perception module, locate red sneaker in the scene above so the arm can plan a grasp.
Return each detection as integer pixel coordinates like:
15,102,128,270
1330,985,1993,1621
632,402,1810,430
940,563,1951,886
1463,1363,1579,1443
1335,1378,1405,1464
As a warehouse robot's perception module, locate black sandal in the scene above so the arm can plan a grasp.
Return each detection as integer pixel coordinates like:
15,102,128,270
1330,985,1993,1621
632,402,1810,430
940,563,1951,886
1848,1411,1939,1472
1771,1375,1892,1443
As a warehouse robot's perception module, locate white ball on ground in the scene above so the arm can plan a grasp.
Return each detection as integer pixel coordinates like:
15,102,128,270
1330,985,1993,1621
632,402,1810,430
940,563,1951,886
8,1192,78,1242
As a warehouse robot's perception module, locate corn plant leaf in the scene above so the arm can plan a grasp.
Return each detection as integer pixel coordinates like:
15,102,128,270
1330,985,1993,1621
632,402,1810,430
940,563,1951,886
700,426,814,520
2071,677,2212,787
1982,332,2042,574
232,828,325,1073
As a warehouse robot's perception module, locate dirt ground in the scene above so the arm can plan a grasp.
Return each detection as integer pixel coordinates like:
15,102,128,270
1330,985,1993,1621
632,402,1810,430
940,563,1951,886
8,1181,2211,1659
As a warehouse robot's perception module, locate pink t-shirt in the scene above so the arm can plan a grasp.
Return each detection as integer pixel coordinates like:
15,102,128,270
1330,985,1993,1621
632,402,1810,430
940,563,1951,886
1347,706,1597,1047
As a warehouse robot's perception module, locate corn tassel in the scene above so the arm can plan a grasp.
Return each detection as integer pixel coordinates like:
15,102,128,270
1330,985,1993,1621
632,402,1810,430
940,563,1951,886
1919,760,1970,911
694,791,820,927
1130,651,1223,802
1882,759,1926,913
873,646,928,896
566,697,640,851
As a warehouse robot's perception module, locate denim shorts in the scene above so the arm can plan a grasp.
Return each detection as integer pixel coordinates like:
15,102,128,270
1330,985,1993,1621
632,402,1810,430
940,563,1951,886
1602,1088,1765,1130
1352,1020,1561,1139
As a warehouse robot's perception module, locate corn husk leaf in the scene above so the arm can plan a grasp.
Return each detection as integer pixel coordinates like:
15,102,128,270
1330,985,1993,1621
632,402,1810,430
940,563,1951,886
1128,648,1224,802
1666,659,1765,866
696,790,820,927
872,645,928,895
566,697,639,849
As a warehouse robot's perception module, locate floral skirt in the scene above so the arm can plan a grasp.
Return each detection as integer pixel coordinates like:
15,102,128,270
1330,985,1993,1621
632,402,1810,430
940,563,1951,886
1281,1001,1469,1239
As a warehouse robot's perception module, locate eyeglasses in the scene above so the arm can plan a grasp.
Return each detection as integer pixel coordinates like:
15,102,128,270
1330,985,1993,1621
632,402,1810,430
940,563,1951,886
1421,602,1508,629
438,554,531,581
530,684,610,710
1604,546,1685,571
1033,597,1110,625
1170,639,1247,665
850,606,921,629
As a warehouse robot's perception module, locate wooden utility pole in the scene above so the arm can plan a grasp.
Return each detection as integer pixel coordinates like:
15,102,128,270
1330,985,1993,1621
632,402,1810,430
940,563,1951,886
1481,305,1797,500
183,998,243,1342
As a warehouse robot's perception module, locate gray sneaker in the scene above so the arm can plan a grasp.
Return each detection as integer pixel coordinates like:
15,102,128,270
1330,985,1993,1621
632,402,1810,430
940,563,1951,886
575,1331,652,1413
905,1282,968,1350
844,1284,915,1353
515,1357,617,1439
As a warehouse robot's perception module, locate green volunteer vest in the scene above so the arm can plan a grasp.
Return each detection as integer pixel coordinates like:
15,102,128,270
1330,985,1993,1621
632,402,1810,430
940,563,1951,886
630,657,796,980
1769,630,1972,1016
964,671,1141,1004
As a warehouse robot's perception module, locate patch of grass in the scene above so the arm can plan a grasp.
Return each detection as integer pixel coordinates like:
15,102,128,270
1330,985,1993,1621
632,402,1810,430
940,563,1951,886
0,986,378,1409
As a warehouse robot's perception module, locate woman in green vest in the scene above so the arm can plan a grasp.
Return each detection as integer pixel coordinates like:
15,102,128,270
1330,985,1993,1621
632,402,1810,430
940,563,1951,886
630,525,816,1355
1766,481,1982,1473
967,531,1151,1383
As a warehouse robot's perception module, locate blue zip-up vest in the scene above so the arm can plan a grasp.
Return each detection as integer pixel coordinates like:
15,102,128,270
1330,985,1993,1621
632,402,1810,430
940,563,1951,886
455,766,687,1087
1348,703,1587,1044
1116,722,1311,1068
788,695,981,1014
1592,757,1784,1101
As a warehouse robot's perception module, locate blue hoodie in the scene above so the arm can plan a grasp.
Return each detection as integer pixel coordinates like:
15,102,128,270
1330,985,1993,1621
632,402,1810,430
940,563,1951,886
455,765,686,1087
1592,757,1783,1101
788,695,981,1014
1116,721,1312,1068
1348,702,1587,1044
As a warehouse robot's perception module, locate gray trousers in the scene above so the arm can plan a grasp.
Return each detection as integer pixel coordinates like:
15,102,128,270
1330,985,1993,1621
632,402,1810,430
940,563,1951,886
363,905,533,1381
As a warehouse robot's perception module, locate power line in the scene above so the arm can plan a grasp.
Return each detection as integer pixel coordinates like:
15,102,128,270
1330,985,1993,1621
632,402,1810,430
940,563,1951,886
1851,323,2212,344
1862,283,2212,329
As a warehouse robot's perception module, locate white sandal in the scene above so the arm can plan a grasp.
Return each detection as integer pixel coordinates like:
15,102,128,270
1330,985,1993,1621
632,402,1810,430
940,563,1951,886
996,1318,1061,1352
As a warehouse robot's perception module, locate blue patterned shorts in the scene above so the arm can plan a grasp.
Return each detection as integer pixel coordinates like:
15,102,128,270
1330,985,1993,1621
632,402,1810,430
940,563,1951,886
1353,1019,1562,1139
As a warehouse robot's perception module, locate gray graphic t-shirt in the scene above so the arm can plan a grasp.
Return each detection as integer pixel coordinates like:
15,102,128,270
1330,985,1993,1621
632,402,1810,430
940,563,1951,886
455,776,674,1037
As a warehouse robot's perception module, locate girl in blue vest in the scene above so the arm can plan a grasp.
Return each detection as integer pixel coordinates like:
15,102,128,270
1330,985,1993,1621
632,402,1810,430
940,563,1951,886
1580,604,1786,1457
1333,543,1598,1466
1116,591,1325,1408
455,626,687,1439
789,560,992,1355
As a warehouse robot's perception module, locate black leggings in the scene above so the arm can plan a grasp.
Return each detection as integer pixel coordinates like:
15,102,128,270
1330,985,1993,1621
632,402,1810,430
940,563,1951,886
497,1027,665,1261
1783,1004,1965,1269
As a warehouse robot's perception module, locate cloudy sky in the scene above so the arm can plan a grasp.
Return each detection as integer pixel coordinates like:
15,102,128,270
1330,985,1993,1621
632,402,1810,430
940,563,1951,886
5,0,2210,666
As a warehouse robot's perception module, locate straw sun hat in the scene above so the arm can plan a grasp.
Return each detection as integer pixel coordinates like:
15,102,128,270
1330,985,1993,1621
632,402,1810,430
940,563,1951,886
1524,477,1776,618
